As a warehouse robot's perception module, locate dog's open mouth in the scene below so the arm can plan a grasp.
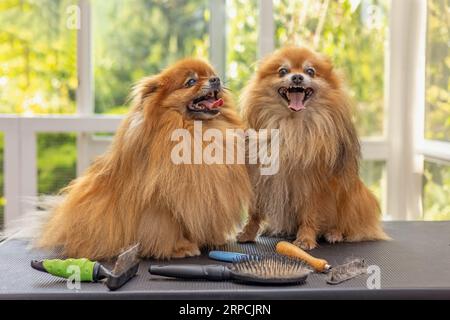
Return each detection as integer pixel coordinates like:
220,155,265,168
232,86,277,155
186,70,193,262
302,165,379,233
187,90,223,115
278,86,314,111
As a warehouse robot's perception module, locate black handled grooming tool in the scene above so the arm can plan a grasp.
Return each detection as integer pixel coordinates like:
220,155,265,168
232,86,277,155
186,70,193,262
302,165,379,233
149,254,310,285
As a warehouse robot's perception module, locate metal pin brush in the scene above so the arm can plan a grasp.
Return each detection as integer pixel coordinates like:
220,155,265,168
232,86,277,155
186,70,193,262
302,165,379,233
149,254,310,285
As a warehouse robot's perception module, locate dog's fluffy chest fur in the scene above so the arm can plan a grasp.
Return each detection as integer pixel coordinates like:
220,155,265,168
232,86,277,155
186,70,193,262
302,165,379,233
238,46,386,247
151,123,251,244
251,116,340,235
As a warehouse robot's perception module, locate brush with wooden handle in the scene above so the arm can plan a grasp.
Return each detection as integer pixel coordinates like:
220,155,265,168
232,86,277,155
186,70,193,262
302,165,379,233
276,241,331,273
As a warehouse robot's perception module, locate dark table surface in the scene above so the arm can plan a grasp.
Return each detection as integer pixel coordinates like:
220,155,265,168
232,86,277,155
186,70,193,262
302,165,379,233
1,221,450,299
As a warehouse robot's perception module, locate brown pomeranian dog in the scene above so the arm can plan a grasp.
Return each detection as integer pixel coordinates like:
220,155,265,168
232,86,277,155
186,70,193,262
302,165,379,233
37,58,251,260
237,47,388,249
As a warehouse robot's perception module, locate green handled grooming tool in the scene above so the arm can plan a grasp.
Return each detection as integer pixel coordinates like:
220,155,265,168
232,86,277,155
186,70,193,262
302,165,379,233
31,243,140,290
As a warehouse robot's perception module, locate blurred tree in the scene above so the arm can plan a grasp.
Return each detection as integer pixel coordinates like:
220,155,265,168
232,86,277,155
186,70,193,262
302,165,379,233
0,0,77,114
225,0,258,101
93,0,209,114
423,0,450,219
37,133,77,194
425,0,449,142
423,162,450,220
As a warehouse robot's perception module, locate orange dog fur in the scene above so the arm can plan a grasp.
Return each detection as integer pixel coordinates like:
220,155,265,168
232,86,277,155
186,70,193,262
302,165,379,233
38,58,251,260
237,47,388,249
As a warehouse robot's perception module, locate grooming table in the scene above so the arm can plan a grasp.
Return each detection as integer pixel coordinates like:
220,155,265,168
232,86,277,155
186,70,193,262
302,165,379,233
1,221,450,299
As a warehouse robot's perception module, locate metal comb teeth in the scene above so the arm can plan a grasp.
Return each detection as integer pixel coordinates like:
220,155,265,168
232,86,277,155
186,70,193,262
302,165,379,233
111,243,140,275
231,254,310,279
326,258,367,285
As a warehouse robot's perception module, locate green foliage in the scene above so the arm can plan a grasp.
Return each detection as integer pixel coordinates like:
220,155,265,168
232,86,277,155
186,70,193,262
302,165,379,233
37,133,77,195
423,161,450,220
93,0,209,114
0,0,77,114
226,0,258,102
425,0,450,142
422,0,450,219
360,160,386,212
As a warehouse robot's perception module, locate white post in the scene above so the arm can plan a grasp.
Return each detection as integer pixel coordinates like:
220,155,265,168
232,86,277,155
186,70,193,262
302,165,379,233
76,0,94,176
2,118,21,228
386,0,426,220
407,0,427,220
209,0,227,80
258,0,275,58
18,125,37,216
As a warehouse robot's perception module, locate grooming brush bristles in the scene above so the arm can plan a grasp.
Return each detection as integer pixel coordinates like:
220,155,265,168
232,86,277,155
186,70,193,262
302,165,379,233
231,254,310,280
111,243,140,275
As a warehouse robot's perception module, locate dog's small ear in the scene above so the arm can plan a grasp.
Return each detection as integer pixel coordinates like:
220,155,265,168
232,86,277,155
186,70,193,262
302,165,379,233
134,76,160,100
318,53,333,70
128,76,160,110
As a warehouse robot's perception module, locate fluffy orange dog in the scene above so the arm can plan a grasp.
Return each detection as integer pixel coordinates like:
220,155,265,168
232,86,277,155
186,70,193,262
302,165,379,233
38,59,251,260
237,47,388,249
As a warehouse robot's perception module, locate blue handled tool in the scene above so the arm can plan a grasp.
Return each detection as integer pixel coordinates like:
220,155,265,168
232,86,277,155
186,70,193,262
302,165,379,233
208,250,250,262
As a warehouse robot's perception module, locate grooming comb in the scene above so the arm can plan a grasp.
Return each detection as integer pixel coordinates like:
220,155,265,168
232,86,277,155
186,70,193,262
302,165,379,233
326,258,366,284
276,241,367,284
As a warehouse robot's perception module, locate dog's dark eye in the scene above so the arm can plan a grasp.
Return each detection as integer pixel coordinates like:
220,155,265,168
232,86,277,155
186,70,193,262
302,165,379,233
305,67,315,77
185,78,197,87
278,68,289,77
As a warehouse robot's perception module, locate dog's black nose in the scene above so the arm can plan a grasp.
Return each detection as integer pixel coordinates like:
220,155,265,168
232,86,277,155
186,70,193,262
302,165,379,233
291,74,304,85
209,77,220,85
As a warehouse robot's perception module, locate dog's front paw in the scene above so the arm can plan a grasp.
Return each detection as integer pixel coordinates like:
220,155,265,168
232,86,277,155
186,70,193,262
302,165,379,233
324,230,344,244
236,231,256,243
293,236,317,250
171,240,201,258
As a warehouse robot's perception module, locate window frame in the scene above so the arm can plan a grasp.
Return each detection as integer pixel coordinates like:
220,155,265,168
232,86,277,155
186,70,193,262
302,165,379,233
1,0,449,228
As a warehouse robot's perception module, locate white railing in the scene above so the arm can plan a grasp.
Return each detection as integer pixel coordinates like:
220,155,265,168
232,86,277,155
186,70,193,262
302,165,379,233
0,115,122,228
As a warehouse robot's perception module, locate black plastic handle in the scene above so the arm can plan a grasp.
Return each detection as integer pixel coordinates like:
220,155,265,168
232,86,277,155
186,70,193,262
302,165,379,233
149,264,231,281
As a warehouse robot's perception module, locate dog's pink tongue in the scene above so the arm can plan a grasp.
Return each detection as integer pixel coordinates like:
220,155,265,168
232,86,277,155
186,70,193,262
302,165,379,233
200,98,224,110
288,92,305,111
